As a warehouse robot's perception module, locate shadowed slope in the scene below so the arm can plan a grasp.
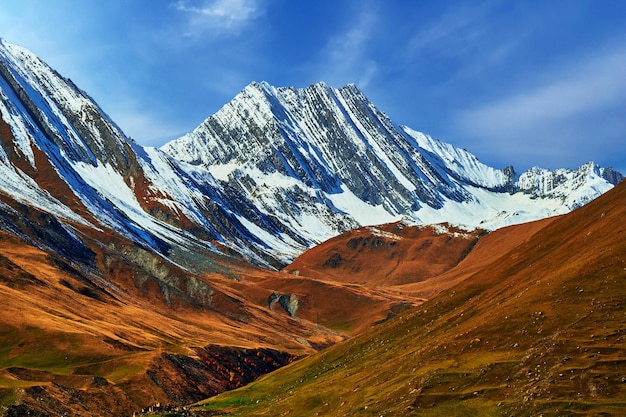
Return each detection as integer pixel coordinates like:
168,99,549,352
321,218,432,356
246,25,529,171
0,197,417,416
196,180,626,416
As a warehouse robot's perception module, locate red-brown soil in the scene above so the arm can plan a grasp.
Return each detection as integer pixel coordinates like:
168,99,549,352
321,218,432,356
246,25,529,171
0,228,336,416
195,180,626,416
285,222,486,287
394,216,558,298
0,199,416,416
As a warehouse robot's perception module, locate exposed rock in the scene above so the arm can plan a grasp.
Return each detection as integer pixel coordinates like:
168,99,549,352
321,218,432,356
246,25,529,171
269,292,300,317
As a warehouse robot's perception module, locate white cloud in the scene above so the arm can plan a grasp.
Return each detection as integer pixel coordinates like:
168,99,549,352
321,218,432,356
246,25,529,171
172,0,261,35
406,2,495,59
464,60,625,129
111,111,189,147
409,10,477,53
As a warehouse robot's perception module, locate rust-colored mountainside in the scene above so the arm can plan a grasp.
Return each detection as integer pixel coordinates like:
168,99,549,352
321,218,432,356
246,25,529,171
285,216,561,301
3,175,606,416
196,180,626,416
285,222,487,287
0,194,416,416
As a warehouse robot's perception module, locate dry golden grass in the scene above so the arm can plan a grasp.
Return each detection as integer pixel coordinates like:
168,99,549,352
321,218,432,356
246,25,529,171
0,226,341,415
0,201,420,415
195,180,626,416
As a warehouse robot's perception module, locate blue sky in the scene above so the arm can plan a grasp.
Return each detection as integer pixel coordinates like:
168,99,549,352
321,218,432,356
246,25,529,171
1,0,625,173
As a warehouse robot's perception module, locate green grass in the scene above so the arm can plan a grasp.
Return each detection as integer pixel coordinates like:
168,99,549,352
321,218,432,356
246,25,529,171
0,327,120,377
102,360,147,383
0,387,20,407
408,400,502,417
0,376,49,388
320,320,351,332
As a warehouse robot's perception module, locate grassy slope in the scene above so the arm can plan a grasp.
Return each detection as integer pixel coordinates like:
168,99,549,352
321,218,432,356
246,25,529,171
0,211,416,415
0,228,337,415
196,180,626,416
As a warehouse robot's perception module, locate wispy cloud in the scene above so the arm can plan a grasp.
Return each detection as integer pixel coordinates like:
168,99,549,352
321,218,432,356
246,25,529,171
406,2,495,59
111,108,191,146
172,0,262,36
105,93,195,147
316,5,378,88
409,11,476,53
454,45,626,168
458,47,626,133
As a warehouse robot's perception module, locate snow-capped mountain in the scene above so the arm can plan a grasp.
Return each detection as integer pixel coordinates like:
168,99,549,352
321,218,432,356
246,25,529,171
163,81,622,249
0,38,300,267
0,38,622,268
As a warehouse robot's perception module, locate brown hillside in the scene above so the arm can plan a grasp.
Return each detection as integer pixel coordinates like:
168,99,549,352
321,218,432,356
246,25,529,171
196,180,626,416
0,229,322,416
0,195,418,415
285,222,486,287
220,268,417,335
395,216,557,298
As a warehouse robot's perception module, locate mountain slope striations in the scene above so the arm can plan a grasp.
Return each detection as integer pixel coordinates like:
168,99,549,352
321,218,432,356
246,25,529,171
197,171,626,417
163,81,622,260
1,36,622,267
0,38,307,267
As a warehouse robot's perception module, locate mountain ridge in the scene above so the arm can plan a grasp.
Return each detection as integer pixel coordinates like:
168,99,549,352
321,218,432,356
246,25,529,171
0,38,624,416
162,79,621,261
0,37,622,269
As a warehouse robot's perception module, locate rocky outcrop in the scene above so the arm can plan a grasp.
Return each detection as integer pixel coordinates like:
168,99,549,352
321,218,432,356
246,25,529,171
2,345,296,417
145,344,297,406
268,292,299,317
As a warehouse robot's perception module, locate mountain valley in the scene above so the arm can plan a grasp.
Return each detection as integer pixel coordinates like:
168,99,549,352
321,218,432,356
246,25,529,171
194,167,626,417
0,38,624,416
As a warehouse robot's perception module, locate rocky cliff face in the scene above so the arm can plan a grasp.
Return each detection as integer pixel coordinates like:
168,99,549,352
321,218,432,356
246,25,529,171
164,82,463,211
0,39,298,267
0,38,622,267
163,81,622,260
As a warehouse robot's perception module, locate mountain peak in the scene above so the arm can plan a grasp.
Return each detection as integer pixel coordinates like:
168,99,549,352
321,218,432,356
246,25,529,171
1,39,621,268
243,80,365,99
162,79,621,261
